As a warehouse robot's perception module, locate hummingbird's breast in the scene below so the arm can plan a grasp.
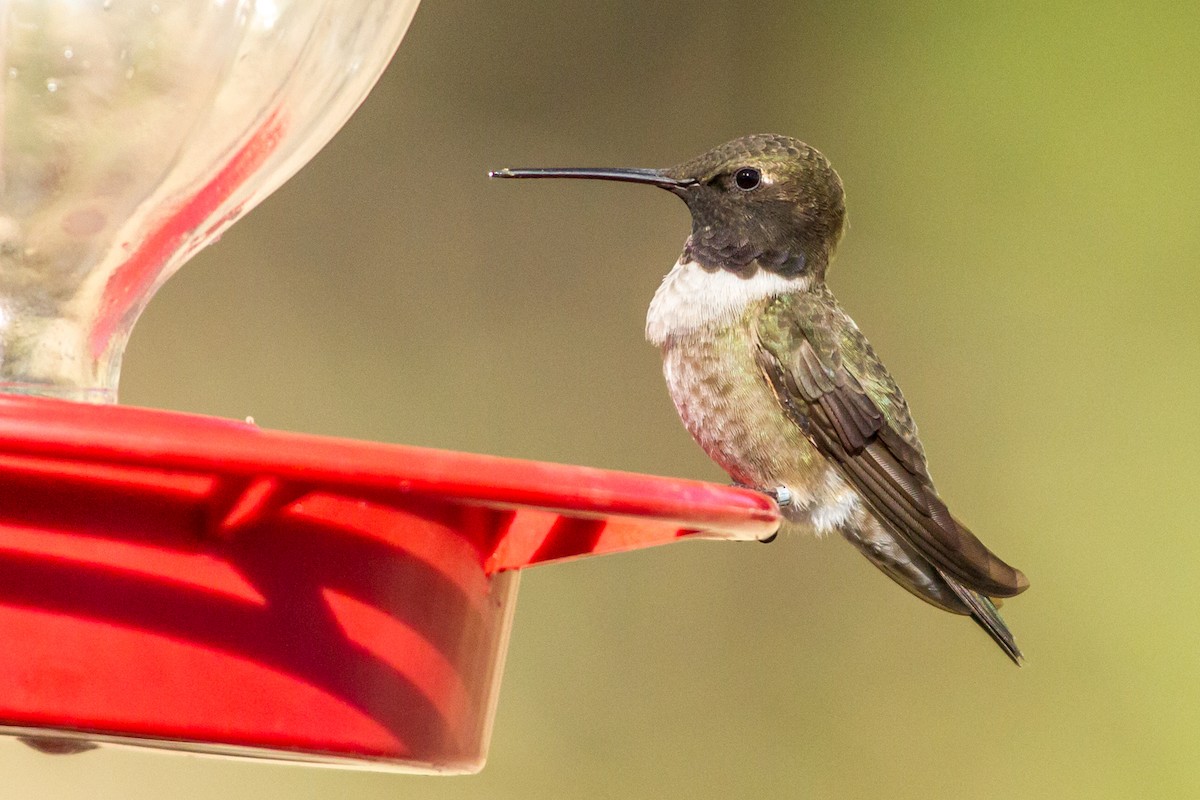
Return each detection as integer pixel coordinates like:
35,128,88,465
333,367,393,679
647,259,847,529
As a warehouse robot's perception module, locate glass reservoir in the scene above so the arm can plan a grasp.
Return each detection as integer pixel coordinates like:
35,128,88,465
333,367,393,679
0,0,420,401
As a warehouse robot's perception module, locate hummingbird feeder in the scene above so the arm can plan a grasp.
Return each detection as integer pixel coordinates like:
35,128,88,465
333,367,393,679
0,0,780,774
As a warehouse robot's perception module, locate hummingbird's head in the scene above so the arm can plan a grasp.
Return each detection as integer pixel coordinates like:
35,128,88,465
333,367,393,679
490,134,845,280
662,134,846,279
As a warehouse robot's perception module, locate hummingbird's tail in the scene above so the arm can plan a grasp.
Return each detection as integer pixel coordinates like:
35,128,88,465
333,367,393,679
839,516,1025,664
938,569,1024,666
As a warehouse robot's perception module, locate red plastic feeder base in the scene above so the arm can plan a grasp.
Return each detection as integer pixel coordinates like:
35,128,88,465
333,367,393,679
0,396,778,772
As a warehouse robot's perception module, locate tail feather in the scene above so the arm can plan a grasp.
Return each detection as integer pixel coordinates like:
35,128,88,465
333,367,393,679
938,568,1024,666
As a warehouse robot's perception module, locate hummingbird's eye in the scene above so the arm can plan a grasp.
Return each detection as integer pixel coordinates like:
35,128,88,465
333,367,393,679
734,167,762,191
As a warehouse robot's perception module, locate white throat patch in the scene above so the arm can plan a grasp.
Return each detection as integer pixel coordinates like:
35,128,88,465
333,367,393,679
645,259,808,346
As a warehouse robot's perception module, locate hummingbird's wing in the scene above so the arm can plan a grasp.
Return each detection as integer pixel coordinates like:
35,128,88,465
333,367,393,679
753,290,1028,599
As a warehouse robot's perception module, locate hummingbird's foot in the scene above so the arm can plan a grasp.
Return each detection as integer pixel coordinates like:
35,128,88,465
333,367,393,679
730,482,790,543
765,485,793,508
759,487,790,543
730,481,793,507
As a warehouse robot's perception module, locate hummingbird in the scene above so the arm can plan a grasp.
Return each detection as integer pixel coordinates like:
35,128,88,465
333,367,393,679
490,134,1029,663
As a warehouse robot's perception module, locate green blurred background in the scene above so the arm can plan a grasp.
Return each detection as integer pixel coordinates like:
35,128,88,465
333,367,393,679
6,0,1200,797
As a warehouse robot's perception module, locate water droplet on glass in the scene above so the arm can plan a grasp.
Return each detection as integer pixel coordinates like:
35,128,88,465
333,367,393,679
45,79,59,93
63,48,74,60
150,3,160,13
102,0,112,8
6,67,17,80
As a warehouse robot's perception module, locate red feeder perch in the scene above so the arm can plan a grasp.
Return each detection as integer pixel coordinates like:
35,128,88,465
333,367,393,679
0,396,776,771
0,0,781,775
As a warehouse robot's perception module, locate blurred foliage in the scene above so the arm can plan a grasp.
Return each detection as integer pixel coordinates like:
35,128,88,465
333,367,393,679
7,1,1200,798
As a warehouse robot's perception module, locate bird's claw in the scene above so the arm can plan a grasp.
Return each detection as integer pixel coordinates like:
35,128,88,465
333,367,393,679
759,486,791,543
730,482,792,508
730,482,790,543
764,486,793,508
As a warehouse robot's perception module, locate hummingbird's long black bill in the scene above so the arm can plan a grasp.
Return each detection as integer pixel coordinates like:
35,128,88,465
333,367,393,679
488,167,694,189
